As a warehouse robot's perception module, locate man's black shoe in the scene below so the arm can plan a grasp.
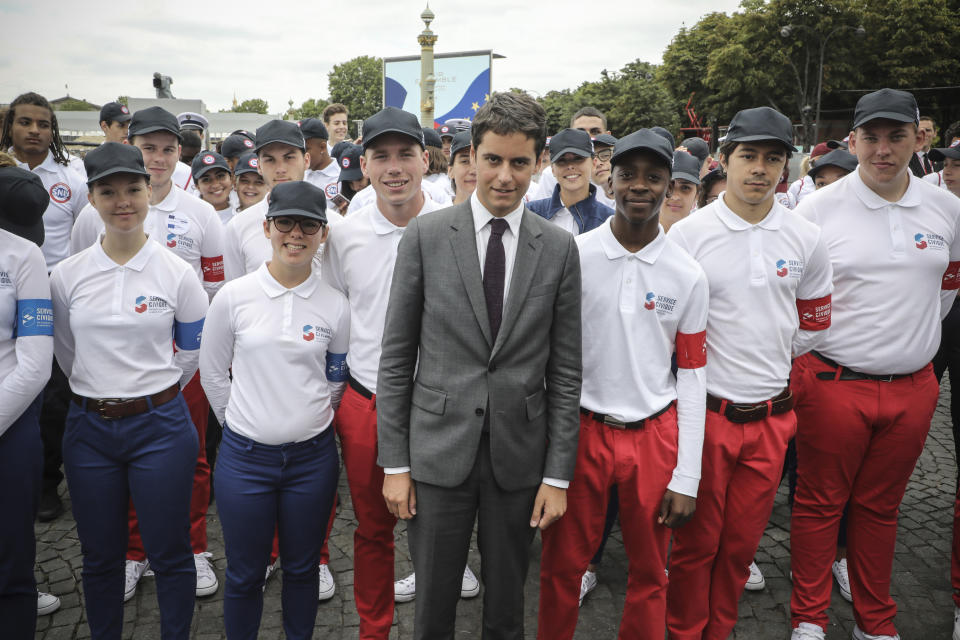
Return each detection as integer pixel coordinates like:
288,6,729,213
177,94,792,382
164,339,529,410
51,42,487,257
37,491,64,522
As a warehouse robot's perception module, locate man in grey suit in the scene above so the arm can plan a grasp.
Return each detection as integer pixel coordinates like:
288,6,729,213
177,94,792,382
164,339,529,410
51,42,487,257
376,92,583,639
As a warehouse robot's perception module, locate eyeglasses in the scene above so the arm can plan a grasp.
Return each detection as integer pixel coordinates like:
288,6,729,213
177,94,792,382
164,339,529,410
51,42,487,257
271,216,325,235
595,149,613,162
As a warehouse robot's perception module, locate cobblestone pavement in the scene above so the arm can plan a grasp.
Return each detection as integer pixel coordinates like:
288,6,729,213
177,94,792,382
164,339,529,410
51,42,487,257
34,384,958,639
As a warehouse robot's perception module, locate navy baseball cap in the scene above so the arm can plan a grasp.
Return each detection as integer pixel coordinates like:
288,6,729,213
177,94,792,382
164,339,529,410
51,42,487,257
611,129,674,168
191,151,231,181
330,140,352,161
592,133,617,148
549,128,594,163
671,151,702,185
221,134,256,158
266,181,327,222
929,139,960,162
128,106,182,141
679,137,709,163
234,151,260,176
84,142,151,185
255,120,305,152
826,138,850,150
725,107,793,148
449,131,472,159
337,144,364,181
0,166,48,246
422,127,443,149
808,149,858,178
100,102,131,124
362,107,425,151
300,118,329,141
852,88,919,130
651,127,676,148
438,124,455,139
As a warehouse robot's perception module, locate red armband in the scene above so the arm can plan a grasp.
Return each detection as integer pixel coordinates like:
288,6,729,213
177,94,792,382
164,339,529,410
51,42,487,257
676,330,706,369
942,261,960,290
797,294,831,331
201,255,225,282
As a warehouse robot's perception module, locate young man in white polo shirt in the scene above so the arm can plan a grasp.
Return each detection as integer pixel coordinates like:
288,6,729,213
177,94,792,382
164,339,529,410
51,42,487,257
321,107,478,639
301,118,341,212
665,107,834,640
790,89,960,640
537,129,708,639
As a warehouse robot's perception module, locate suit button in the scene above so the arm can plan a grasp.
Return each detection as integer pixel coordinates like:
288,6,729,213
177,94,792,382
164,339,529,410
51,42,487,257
488,363,496,372
475,408,485,417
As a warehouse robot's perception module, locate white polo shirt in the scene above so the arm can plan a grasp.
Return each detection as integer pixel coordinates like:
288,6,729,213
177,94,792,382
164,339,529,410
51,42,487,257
0,229,54,435
797,170,960,374
50,238,208,399
346,181,452,215
173,161,199,196
923,170,945,189
70,186,225,299
786,176,816,209
669,195,833,403
201,264,349,445
578,220,709,496
305,160,342,212
322,196,444,394
14,151,88,269
532,165,557,201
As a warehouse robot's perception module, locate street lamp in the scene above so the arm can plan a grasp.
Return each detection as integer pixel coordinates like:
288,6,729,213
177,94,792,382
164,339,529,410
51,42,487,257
780,23,865,148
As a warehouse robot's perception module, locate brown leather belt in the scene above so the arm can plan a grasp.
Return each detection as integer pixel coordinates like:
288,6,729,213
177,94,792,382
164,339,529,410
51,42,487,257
706,388,793,424
811,351,913,382
347,374,373,400
580,403,673,430
72,383,180,420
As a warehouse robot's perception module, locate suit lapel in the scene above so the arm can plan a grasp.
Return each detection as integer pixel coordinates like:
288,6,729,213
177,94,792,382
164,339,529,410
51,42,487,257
448,202,494,347
492,208,543,358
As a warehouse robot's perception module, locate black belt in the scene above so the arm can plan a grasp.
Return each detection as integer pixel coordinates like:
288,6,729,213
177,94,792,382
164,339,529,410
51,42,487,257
706,388,793,424
347,374,373,400
580,403,672,430
811,351,913,382
72,383,180,420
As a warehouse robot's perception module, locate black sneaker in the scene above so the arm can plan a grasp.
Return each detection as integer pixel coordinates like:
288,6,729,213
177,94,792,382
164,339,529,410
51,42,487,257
37,491,64,522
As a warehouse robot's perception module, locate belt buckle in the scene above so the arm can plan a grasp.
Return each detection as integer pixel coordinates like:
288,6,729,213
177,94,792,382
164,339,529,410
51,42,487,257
603,416,626,430
95,398,123,420
878,374,895,383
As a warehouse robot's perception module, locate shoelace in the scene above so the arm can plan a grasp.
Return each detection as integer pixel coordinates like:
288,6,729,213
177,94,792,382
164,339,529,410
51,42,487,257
195,552,215,579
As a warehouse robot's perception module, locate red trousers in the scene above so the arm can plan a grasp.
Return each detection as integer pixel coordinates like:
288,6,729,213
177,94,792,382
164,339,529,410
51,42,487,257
335,384,396,640
539,408,679,640
127,372,209,559
789,352,938,636
667,406,796,640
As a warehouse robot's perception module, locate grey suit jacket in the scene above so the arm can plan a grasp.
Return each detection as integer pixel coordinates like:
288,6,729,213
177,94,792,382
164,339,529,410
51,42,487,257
376,200,582,491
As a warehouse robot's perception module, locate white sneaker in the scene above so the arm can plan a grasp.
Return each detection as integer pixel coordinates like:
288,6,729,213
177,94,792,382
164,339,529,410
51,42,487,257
394,572,416,603
791,622,825,639
124,559,149,602
263,558,279,592
37,592,61,616
832,558,852,602
318,563,336,601
952,606,960,640
852,625,900,640
579,570,598,607
461,566,480,598
194,552,219,597
744,560,765,591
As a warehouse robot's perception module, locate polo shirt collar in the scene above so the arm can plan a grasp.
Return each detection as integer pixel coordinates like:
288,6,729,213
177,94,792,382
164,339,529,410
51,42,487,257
370,192,432,236
714,192,784,231
598,217,667,264
153,183,179,212
91,235,157,272
12,149,58,174
470,191,523,236
255,262,319,299
850,166,923,210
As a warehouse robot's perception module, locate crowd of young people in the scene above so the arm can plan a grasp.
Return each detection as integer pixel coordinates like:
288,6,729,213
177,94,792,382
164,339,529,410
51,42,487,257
1,86,959,640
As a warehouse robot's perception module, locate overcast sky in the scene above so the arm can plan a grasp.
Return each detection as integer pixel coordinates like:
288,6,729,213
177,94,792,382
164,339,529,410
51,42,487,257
1,0,743,114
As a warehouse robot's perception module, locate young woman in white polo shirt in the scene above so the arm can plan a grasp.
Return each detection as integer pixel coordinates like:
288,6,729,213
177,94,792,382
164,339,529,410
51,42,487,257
49,143,207,640
0,164,56,636
200,181,348,640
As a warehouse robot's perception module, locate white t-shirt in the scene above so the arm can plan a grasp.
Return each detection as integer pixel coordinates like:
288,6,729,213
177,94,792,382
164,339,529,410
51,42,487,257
669,195,834,402
796,170,960,374
0,229,54,434
50,238,208,398
577,220,709,497
201,264,350,445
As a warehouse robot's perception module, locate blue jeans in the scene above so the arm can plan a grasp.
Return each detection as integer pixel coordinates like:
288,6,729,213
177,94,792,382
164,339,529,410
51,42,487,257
63,393,198,640
0,395,43,640
215,425,339,640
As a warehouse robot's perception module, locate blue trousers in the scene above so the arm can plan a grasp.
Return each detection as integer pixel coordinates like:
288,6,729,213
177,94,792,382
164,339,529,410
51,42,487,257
0,395,43,640
215,425,339,640
63,393,198,640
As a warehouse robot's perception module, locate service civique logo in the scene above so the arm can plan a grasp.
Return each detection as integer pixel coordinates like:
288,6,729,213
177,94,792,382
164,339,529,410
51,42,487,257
134,295,169,314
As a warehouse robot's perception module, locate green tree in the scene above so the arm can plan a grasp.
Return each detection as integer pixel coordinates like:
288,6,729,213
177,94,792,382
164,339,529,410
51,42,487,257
116,96,129,107
328,56,382,122
231,98,269,114
294,98,330,120
56,98,98,111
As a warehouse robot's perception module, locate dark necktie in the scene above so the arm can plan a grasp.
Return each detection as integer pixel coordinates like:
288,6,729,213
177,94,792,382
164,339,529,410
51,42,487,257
483,218,508,341
923,154,934,175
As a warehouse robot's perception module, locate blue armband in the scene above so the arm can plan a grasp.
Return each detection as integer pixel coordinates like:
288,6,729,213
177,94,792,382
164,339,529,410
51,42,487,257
16,299,54,338
325,352,348,382
174,317,204,350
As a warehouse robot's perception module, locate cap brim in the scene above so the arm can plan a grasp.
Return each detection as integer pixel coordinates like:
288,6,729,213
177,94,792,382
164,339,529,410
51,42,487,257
265,208,327,223
550,146,592,163
113,113,133,123
86,166,151,186
671,171,701,185
234,165,259,176
852,111,916,130
339,168,364,181
362,129,424,150
192,164,231,180
129,125,182,141
611,145,672,168
450,145,471,158
180,124,205,132
826,140,848,149
725,133,793,146
930,148,960,162
0,219,44,247
254,137,305,152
